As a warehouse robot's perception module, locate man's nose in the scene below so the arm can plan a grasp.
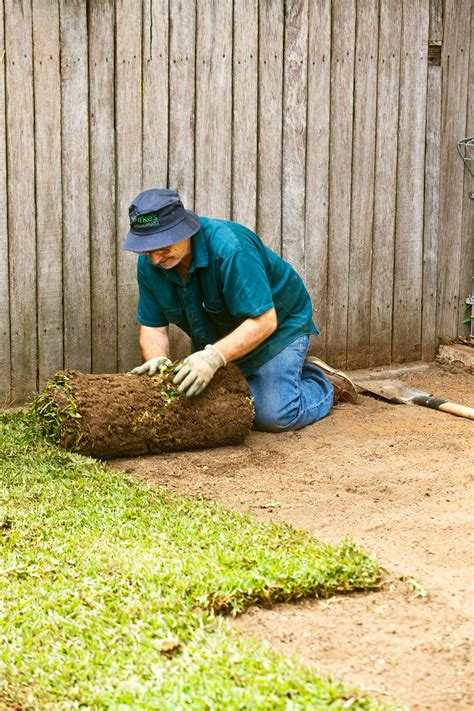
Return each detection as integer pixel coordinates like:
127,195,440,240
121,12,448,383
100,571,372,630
149,252,164,265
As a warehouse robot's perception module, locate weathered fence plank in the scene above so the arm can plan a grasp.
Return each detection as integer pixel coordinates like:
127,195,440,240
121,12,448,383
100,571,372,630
168,0,195,360
116,0,142,372
169,0,196,205
232,0,258,231
326,0,356,368
437,0,472,341
347,0,379,369
33,0,63,387
305,0,331,358
60,0,91,372
89,0,117,373
195,0,233,217
281,0,308,277
257,0,284,254
143,0,169,189
422,64,442,360
369,0,401,366
5,0,37,402
0,0,10,399
421,0,443,360
392,0,429,362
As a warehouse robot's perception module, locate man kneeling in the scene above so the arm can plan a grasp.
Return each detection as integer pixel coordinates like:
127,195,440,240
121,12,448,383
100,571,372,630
123,188,357,432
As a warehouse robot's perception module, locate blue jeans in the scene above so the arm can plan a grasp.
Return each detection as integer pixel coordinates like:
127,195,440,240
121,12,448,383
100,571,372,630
246,335,334,432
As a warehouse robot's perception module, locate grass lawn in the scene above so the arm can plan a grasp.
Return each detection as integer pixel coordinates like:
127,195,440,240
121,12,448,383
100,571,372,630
1,411,384,709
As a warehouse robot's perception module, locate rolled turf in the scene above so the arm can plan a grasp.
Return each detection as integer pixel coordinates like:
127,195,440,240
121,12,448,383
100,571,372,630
31,365,254,459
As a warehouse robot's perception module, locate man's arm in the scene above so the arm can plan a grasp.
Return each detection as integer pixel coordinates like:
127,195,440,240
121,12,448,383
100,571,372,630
129,325,172,376
173,307,278,396
213,306,277,363
139,324,170,360
139,307,277,364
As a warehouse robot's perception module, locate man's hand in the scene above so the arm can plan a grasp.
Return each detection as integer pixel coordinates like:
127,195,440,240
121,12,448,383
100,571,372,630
130,356,172,376
173,345,226,397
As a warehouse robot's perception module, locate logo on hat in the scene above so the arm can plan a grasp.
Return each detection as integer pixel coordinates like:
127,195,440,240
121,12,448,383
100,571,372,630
131,213,160,229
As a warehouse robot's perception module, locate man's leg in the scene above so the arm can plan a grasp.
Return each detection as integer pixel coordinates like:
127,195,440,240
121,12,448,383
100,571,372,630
246,335,334,432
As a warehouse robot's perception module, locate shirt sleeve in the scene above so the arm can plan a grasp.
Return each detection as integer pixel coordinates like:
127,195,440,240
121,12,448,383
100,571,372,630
136,258,169,327
219,246,275,319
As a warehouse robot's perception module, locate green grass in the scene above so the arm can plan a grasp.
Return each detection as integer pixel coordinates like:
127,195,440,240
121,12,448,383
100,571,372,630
30,371,82,448
0,411,384,709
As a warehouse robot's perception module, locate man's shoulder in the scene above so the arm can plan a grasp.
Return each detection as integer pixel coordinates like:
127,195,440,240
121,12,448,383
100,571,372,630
200,217,261,259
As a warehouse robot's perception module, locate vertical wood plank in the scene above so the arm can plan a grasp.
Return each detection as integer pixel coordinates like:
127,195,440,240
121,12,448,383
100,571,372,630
326,0,356,368
5,0,37,401
0,0,10,400
143,0,169,189
232,0,258,231
33,0,63,387
116,0,143,371
346,0,378,369
369,0,401,365
347,0,379,369
142,0,187,361
305,0,331,358
281,0,308,277
168,0,194,360
195,0,233,217
421,0,443,360
392,0,429,362
422,65,442,358
429,0,443,40
89,0,117,373
437,0,471,342
458,2,473,336
257,0,284,254
169,0,196,205
60,0,91,371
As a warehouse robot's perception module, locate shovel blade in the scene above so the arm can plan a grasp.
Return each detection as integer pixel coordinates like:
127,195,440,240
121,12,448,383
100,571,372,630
355,379,431,404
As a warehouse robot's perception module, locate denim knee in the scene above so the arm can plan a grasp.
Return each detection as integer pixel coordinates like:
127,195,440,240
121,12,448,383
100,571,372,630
246,335,334,432
252,404,298,432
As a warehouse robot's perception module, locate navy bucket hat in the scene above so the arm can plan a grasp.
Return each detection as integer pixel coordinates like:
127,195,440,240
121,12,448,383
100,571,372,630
122,188,201,252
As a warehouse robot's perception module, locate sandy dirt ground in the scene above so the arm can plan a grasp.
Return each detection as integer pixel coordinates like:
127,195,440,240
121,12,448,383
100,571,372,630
112,364,474,710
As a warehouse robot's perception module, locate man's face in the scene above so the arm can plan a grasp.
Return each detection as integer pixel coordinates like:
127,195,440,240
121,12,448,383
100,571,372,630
142,237,191,270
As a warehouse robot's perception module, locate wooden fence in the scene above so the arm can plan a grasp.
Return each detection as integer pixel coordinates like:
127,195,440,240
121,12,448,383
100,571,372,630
0,0,472,402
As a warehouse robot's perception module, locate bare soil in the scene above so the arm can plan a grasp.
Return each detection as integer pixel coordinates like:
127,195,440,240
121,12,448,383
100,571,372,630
111,364,474,710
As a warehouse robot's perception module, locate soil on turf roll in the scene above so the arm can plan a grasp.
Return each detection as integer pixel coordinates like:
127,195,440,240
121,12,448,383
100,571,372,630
32,365,254,459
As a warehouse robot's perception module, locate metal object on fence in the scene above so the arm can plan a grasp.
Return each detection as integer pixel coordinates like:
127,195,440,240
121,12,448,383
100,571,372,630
458,138,474,335
457,136,474,179
467,296,474,338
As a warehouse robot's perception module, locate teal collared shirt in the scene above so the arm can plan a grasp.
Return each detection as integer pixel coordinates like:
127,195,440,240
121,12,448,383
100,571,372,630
136,217,318,376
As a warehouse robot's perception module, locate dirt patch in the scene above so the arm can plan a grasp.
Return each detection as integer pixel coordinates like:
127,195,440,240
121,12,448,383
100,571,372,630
111,365,474,709
33,365,253,459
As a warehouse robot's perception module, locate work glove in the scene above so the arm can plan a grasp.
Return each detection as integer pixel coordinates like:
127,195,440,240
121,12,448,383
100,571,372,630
130,356,172,376
173,345,226,397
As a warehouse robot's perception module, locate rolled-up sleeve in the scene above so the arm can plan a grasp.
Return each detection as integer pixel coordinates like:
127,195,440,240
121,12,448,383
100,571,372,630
219,247,274,319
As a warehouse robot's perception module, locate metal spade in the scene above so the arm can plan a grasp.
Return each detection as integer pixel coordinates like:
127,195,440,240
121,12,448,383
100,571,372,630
355,379,474,421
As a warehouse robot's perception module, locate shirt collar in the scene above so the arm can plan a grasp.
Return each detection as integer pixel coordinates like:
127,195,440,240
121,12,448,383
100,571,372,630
188,230,209,273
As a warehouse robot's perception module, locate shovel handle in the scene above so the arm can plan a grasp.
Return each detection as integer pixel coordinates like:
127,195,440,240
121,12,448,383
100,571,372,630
438,402,474,420
412,395,474,420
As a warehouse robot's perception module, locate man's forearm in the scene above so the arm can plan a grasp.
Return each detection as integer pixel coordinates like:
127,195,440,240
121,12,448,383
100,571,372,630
213,307,277,364
139,325,171,361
